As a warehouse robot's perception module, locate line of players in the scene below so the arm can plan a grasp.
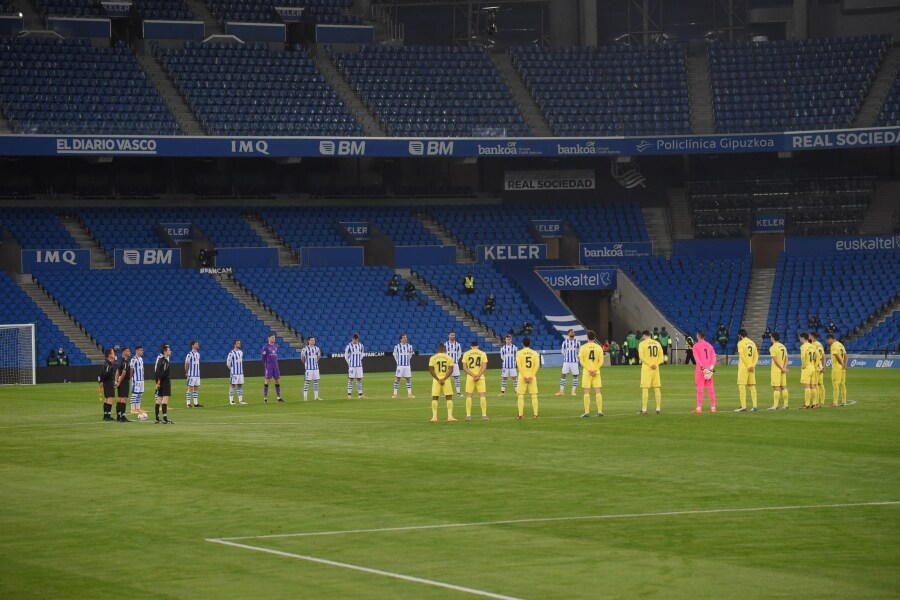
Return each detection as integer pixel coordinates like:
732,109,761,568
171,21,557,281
97,325,849,424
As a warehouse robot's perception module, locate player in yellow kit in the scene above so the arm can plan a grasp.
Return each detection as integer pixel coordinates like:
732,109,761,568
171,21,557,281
638,331,664,414
809,332,826,406
767,332,789,410
515,338,540,420
428,343,456,422
799,332,818,408
826,333,848,407
462,340,489,420
735,329,759,412
578,330,604,417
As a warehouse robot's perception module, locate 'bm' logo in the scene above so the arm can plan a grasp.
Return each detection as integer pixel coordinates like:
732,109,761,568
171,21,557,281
409,141,454,156
319,140,366,156
123,249,173,265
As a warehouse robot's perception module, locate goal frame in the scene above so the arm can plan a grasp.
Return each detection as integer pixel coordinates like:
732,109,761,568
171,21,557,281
0,323,37,386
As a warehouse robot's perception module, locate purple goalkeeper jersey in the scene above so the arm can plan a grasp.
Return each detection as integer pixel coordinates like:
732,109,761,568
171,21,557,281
262,342,280,379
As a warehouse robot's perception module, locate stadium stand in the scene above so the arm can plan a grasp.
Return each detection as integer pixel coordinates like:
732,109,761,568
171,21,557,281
511,44,691,136
430,201,648,251
259,207,441,251
78,207,264,254
133,0,194,20
846,313,899,353
0,272,91,366
206,0,360,24
875,75,900,126
614,256,750,351
33,0,99,16
411,264,556,350
1,209,79,250
233,267,492,355
0,38,180,135
688,176,874,238
0,0,13,13
34,270,298,360
767,253,899,351
333,45,530,137
709,35,890,133
156,43,363,136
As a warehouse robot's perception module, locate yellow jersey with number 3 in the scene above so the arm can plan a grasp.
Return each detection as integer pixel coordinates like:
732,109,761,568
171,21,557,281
737,337,759,370
829,341,846,371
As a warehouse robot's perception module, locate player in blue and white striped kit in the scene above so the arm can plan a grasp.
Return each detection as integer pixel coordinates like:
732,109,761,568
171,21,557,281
499,334,518,395
301,336,322,401
557,329,581,396
392,333,416,398
129,345,145,414
345,333,366,399
184,340,203,408
446,331,463,396
227,339,246,405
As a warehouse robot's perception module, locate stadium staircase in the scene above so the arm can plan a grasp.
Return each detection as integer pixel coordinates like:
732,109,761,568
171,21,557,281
400,269,502,347
666,188,694,240
243,214,301,267
417,213,475,263
491,53,554,137
185,0,225,36
17,276,105,364
742,267,775,340
214,274,305,348
12,0,42,29
640,207,673,257
859,180,900,234
686,50,716,134
853,46,900,128
495,262,587,342
136,53,206,136
844,293,900,345
314,51,387,137
58,214,114,269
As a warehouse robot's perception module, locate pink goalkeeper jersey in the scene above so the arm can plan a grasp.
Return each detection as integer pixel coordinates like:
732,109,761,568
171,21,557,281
693,339,717,371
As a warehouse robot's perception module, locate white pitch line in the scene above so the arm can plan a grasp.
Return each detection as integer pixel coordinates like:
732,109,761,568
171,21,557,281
206,538,525,600
218,500,900,542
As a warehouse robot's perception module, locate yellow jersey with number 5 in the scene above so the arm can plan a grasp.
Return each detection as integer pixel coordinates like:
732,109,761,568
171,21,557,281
516,348,540,378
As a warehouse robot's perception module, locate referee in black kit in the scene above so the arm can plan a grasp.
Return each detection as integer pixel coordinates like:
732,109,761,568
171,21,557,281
155,344,174,424
114,346,132,422
98,348,116,421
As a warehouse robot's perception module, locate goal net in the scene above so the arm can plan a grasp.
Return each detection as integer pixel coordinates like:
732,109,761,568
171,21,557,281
0,324,36,385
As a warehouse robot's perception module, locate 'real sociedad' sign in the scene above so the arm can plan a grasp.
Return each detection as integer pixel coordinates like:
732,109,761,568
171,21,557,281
504,170,595,191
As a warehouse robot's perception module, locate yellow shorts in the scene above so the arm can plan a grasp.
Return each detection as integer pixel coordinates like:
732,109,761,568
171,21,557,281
800,366,816,385
516,378,538,395
831,368,846,385
582,373,602,389
770,369,786,388
640,367,660,389
465,376,487,394
737,367,757,386
431,379,453,397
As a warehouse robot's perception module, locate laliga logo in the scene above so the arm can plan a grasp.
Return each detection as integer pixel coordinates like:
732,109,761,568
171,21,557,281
636,140,653,152
851,359,865,368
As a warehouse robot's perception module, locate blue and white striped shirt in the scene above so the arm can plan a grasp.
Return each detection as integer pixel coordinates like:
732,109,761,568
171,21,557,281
446,340,462,363
185,350,200,378
131,356,144,385
344,342,364,368
227,349,243,376
393,343,414,367
562,338,581,364
501,344,518,370
301,345,321,370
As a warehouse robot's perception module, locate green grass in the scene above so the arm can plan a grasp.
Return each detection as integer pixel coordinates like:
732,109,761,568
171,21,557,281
1,365,898,599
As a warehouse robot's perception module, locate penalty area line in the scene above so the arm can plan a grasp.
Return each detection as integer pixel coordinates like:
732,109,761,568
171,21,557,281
220,500,900,541
205,538,525,600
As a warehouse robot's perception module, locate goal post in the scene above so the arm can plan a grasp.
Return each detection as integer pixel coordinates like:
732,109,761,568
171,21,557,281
0,323,36,385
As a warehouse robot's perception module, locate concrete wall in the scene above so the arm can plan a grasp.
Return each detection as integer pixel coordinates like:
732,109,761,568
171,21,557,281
609,269,678,342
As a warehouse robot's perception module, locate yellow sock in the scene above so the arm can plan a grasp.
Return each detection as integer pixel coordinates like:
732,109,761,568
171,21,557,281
431,400,438,419
739,385,747,409
654,388,661,411
782,389,788,407
773,390,780,407
750,386,758,409
818,383,825,405
841,383,847,404
465,397,472,417
480,397,487,416
804,388,811,407
583,394,591,414
810,387,818,406
531,394,539,417
446,400,454,418
641,388,649,411
596,391,603,414
517,395,524,417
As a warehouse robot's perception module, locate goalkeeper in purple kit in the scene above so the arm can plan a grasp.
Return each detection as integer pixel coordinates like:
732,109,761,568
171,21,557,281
262,332,284,403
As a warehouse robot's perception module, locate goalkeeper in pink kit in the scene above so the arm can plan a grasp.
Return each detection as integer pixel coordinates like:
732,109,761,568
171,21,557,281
692,330,717,413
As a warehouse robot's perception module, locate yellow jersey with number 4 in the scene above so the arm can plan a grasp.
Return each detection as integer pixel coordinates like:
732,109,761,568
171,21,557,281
579,342,604,372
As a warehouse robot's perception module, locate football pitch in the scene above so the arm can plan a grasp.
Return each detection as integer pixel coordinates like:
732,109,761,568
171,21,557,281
1,365,898,599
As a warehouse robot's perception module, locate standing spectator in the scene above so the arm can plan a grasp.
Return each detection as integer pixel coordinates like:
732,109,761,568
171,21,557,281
404,280,417,301
626,330,638,365
463,271,475,294
610,340,621,365
602,339,610,353
826,320,837,335
684,332,696,365
652,327,660,342
484,291,496,315
658,327,671,363
763,326,772,340
57,347,68,366
518,320,534,336
387,274,400,296
46,348,59,367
